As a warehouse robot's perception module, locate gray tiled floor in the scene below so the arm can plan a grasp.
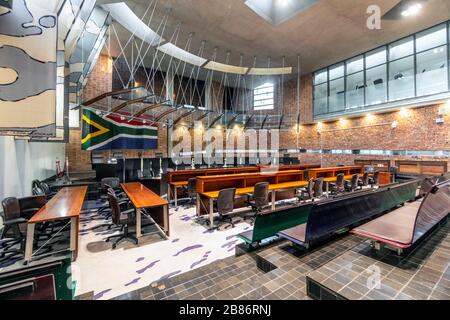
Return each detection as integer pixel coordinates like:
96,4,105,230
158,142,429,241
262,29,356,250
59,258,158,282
109,234,364,300
307,220,450,300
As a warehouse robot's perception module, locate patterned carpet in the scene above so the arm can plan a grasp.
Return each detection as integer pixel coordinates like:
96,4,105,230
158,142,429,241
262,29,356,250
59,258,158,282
72,201,250,300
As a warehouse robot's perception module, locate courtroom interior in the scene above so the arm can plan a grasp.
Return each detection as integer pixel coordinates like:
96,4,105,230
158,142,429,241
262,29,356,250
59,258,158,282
0,0,450,301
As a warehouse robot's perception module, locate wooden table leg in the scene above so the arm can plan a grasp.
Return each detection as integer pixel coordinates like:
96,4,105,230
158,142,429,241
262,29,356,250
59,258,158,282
209,198,214,228
24,223,35,264
271,190,276,210
136,208,142,239
174,186,178,207
168,184,171,204
163,205,169,237
70,217,79,261
196,194,200,217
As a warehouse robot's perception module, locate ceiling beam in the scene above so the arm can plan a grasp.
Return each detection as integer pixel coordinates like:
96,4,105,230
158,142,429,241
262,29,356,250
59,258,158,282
261,115,268,130
278,115,284,130
155,107,179,122
111,95,152,113
172,110,196,126
208,114,224,129
244,114,254,130
195,111,211,122
227,115,238,129
81,88,134,107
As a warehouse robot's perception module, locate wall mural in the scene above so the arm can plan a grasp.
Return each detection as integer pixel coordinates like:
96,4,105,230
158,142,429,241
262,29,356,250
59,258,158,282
0,0,59,137
0,0,109,140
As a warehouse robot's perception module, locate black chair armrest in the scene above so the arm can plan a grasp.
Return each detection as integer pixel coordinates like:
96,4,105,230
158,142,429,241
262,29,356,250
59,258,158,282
4,218,28,225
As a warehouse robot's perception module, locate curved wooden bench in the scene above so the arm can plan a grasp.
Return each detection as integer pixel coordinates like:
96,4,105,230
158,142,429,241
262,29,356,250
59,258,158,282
238,202,314,246
278,180,419,249
351,179,450,254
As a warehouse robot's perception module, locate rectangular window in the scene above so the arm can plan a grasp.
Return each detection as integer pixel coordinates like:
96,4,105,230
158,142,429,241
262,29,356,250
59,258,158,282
346,71,365,109
314,83,328,115
254,83,274,110
312,21,450,119
329,78,345,112
366,47,387,68
416,24,447,53
389,37,414,61
346,56,364,74
366,64,387,105
389,56,415,101
416,45,448,96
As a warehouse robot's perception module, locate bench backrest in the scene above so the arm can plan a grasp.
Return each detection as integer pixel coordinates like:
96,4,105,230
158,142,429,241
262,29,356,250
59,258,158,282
413,180,450,243
251,202,314,243
304,180,419,245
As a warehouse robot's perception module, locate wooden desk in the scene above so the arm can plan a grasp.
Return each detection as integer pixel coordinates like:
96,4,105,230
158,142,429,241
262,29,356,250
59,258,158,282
121,182,169,239
197,171,307,226
308,166,363,179
257,164,320,172
25,187,87,264
168,167,259,206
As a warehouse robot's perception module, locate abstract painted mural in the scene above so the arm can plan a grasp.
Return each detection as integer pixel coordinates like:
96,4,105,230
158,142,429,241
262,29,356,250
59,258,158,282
0,0,109,140
0,0,60,137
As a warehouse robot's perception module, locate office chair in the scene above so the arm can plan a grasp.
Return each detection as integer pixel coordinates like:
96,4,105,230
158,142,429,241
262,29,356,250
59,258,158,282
369,171,380,188
0,197,27,262
247,182,270,213
358,172,370,188
329,173,345,195
303,170,310,181
345,174,360,192
215,188,236,228
105,191,138,249
312,178,324,201
185,178,197,204
297,178,314,203
39,182,57,199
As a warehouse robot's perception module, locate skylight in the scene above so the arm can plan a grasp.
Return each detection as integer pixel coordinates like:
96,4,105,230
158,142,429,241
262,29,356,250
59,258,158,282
244,0,318,26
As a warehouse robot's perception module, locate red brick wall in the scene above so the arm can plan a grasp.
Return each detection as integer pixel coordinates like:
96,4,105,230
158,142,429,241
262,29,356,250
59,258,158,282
67,55,449,171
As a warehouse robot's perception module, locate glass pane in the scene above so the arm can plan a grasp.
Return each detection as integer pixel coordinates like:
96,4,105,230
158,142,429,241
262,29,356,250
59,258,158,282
346,71,365,109
329,63,344,80
389,36,414,60
366,47,387,68
389,56,415,101
416,45,448,96
329,78,345,113
366,65,387,105
416,24,447,53
314,83,328,115
314,69,327,84
346,55,364,74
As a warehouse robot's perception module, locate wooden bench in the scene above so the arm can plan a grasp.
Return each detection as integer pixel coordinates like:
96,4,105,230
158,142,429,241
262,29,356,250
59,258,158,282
278,180,419,249
351,179,450,254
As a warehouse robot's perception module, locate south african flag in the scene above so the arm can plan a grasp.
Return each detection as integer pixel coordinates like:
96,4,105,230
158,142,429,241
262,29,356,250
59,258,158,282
81,108,158,151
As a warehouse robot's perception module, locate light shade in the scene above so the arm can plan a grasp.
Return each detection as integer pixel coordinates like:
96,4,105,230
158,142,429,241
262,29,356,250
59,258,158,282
157,43,207,67
204,61,249,75
248,67,292,75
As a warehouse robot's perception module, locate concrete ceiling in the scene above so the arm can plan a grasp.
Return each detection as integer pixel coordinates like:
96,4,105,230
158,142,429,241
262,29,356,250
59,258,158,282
99,0,450,76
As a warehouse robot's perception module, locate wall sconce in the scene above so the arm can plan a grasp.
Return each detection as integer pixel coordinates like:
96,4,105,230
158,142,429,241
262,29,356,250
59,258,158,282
391,121,398,129
399,107,410,118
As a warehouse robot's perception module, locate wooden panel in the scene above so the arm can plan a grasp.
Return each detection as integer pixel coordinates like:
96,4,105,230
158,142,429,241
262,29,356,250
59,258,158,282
308,166,363,179
121,182,168,209
196,170,305,193
355,160,390,172
396,161,447,176
28,187,87,224
168,167,259,184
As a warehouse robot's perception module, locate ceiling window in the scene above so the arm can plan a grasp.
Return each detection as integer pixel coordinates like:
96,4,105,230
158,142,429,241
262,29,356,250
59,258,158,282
254,83,275,111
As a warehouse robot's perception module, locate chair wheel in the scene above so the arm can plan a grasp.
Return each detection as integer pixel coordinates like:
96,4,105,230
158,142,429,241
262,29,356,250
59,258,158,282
112,244,117,249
